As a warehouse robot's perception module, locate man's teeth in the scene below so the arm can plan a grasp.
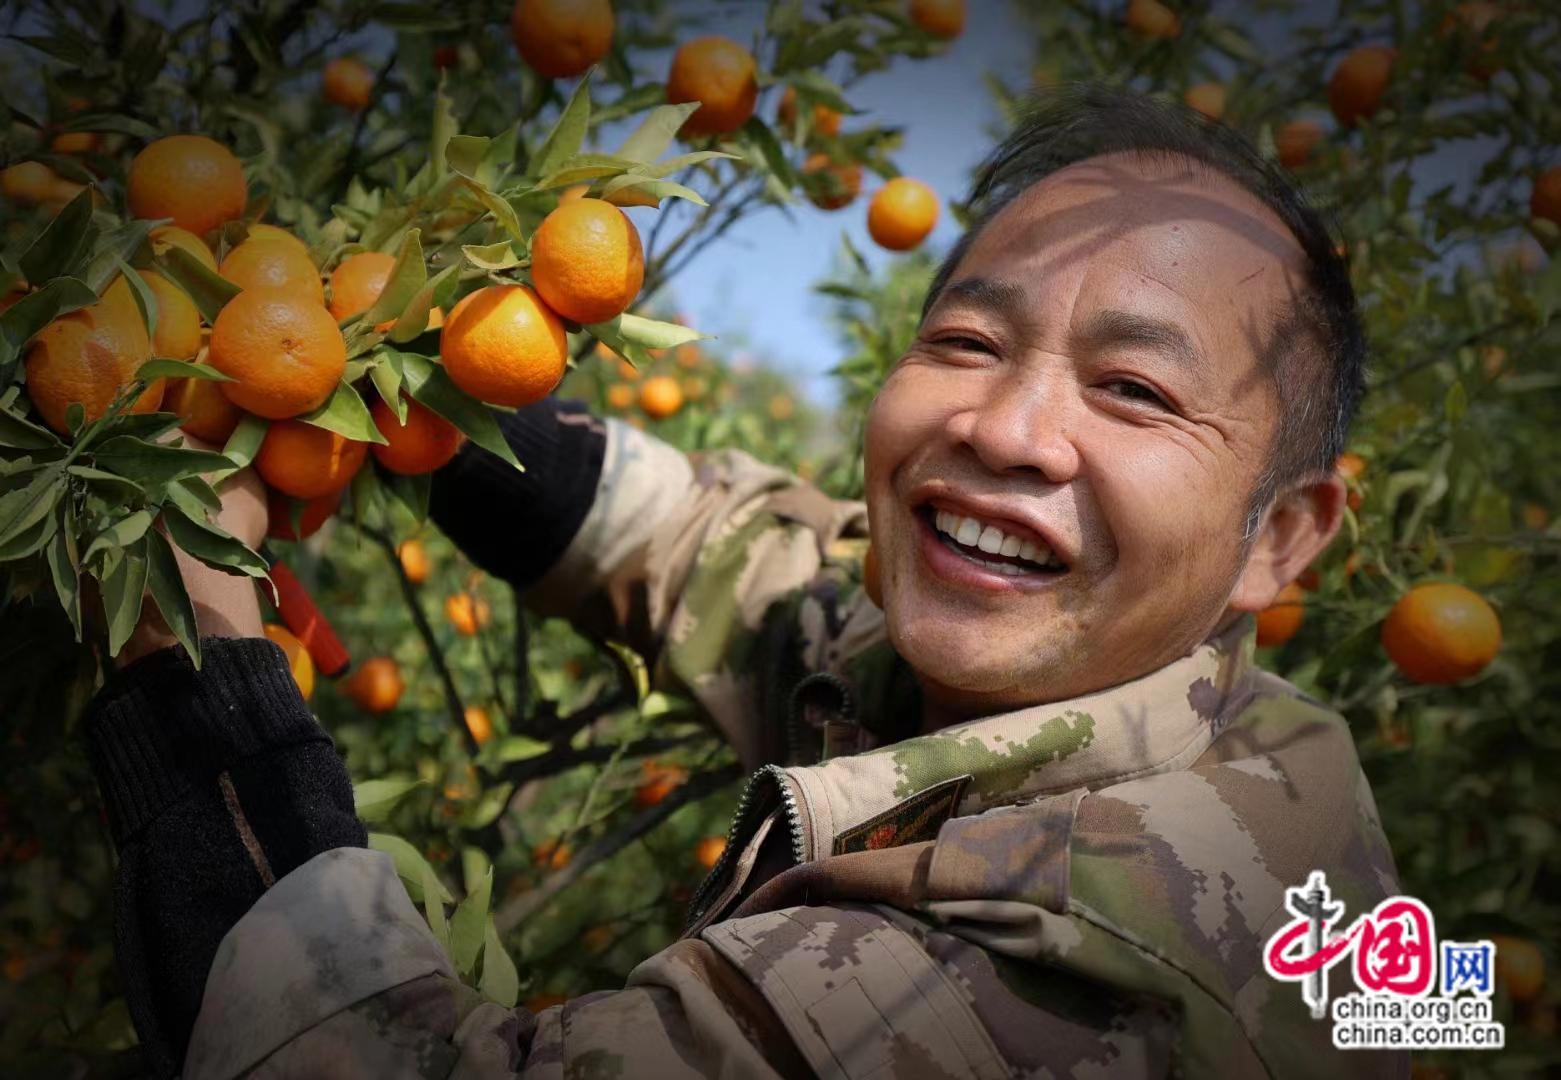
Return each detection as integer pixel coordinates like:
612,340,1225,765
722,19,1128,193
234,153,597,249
933,510,1058,572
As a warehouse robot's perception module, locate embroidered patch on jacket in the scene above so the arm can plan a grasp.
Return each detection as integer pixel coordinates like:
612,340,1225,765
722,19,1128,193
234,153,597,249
831,774,972,855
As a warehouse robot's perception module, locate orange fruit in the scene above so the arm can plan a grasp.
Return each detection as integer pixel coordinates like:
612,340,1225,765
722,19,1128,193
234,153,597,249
1295,566,1322,592
328,251,397,321
533,839,572,870
219,238,324,303
245,223,311,256
24,278,160,435
446,592,482,636
43,176,90,208
681,375,707,402
323,57,375,111
208,287,346,419
675,342,701,369
1184,82,1226,121
464,705,494,745
1,162,57,205
1382,583,1501,684
1521,502,1550,531
524,992,568,1012
801,153,862,211
263,623,315,701
639,375,683,419
867,177,939,251
767,393,794,421
863,542,883,607
1531,166,1561,228
1254,582,1306,647
909,0,965,38
370,396,465,475
1490,936,1545,1003
142,272,202,360
1336,451,1365,511
582,925,614,953
1125,0,1180,38
254,420,367,499
1480,344,1508,380
342,656,405,714
605,382,635,411
694,835,726,870
51,131,98,155
1329,46,1395,128
634,761,688,809
167,375,243,443
440,284,567,407
530,199,645,325
666,36,758,138
1437,2,1503,80
511,0,614,79
149,225,217,271
1275,120,1323,169
127,135,248,238
559,184,590,203
265,487,341,541
616,358,640,381
776,86,842,136
398,538,431,583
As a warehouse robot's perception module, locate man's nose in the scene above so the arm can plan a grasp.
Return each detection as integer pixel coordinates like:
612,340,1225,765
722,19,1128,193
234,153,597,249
944,366,1081,484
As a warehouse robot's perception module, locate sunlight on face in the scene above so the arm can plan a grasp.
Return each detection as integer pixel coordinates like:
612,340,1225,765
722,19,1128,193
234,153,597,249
863,151,1312,719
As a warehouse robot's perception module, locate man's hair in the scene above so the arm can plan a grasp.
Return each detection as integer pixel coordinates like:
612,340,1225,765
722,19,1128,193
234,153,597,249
923,83,1367,537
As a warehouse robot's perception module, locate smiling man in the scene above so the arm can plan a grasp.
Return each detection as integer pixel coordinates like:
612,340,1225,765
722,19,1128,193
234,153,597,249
85,85,1404,1079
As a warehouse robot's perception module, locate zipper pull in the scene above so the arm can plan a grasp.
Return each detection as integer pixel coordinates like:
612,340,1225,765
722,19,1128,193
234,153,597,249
790,671,858,763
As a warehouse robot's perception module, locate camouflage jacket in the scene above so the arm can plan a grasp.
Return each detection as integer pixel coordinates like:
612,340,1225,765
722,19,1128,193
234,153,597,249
183,419,1407,1079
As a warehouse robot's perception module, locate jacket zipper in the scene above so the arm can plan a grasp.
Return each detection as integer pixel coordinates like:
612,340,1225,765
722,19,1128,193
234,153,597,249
683,763,809,935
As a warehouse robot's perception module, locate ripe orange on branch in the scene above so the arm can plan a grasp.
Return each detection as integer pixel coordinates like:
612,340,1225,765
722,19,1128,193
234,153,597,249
1531,166,1561,228
694,835,726,870
1255,582,1306,647
1275,120,1323,169
50,131,98,155
24,279,160,435
464,705,495,746
220,239,324,304
245,223,312,258
255,420,367,499
2,162,57,205
511,0,614,79
127,135,248,238
1382,583,1501,685
639,375,683,419
1124,0,1181,39
777,86,842,137
323,57,375,111
1328,46,1395,128
168,375,242,443
440,284,567,407
867,178,939,251
667,36,758,138
208,287,345,419
530,199,645,324
370,397,465,475
149,225,217,271
909,0,965,38
342,657,405,714
328,251,396,321
263,624,315,701
445,592,488,636
142,272,202,360
265,488,341,541
801,154,862,211
397,538,431,584
1184,82,1226,121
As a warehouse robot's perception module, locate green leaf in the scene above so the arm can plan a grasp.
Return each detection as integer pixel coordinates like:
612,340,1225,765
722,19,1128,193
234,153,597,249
430,79,457,182
161,501,268,577
1444,379,1468,425
420,863,450,951
593,312,705,352
448,868,493,977
460,241,522,271
20,188,96,286
45,501,82,640
600,176,706,207
1,277,98,353
85,218,159,293
491,734,550,763
446,135,492,180
209,412,267,485
352,777,427,822
388,263,458,343
479,920,519,1007
459,781,514,830
0,407,62,451
146,533,203,671
616,103,701,164
369,355,406,421
604,639,649,704
382,470,431,522
457,178,524,241
91,436,234,486
298,381,389,445
632,150,737,179
534,154,641,191
136,359,231,383
360,230,427,329
533,77,592,179
0,462,66,551
99,540,150,656
741,116,795,189
83,509,156,565
115,262,159,341
154,246,241,323
395,352,522,470
67,464,145,498
368,832,453,905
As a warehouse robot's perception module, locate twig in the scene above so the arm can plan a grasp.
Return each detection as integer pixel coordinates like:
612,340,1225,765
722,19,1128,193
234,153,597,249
494,762,742,933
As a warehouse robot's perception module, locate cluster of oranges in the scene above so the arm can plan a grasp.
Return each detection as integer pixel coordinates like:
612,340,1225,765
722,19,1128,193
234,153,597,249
508,0,944,252
1250,453,1506,689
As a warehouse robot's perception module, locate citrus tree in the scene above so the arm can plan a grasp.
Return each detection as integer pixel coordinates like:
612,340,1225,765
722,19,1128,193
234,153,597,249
817,1,1560,1074
0,0,963,1072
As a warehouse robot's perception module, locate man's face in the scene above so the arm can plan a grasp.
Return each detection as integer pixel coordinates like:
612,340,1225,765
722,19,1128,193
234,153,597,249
864,151,1313,717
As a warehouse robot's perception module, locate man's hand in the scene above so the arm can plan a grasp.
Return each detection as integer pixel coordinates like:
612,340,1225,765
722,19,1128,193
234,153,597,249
117,438,270,667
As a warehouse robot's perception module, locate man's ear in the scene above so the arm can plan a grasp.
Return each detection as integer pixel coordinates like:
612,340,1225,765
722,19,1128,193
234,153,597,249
1229,472,1347,612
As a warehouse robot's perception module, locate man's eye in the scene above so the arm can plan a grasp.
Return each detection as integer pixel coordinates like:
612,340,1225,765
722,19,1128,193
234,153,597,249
935,335,991,353
1106,379,1169,408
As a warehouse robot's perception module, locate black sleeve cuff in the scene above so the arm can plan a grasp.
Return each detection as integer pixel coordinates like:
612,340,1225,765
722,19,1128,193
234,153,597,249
86,636,331,848
429,396,606,590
